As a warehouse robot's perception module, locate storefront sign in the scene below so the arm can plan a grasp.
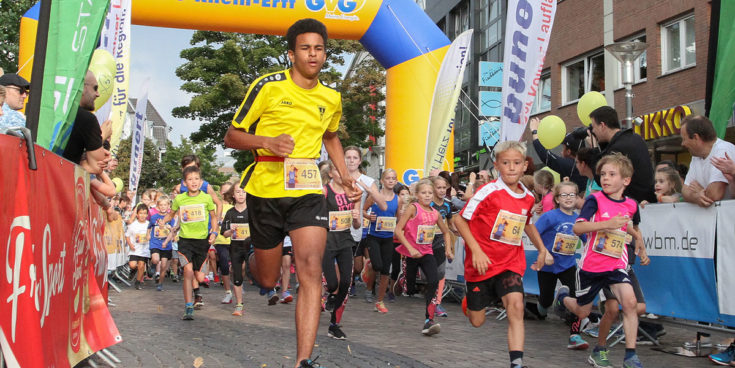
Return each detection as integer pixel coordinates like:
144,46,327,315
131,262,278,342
633,105,691,140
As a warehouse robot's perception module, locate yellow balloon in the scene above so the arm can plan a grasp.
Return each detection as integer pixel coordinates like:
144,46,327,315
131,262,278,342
577,91,608,126
112,177,124,193
89,49,116,111
538,115,566,149
541,166,561,185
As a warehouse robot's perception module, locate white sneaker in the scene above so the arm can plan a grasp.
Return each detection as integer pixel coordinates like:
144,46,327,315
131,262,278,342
221,292,233,304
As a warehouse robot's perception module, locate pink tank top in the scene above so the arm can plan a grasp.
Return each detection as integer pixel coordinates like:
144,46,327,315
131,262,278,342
396,203,439,257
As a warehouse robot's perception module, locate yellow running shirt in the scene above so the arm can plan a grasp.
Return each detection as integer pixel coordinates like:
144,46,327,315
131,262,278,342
231,69,342,198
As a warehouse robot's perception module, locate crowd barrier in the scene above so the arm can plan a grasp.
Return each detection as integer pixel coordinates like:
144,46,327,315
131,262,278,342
0,135,121,367
445,201,735,328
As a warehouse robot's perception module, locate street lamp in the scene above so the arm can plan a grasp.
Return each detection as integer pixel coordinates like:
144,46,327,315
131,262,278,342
606,41,647,129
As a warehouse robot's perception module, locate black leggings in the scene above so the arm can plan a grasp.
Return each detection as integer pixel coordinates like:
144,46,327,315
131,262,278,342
405,254,439,320
367,235,394,276
390,242,402,280
215,244,231,276
537,266,577,309
230,244,249,286
323,247,354,325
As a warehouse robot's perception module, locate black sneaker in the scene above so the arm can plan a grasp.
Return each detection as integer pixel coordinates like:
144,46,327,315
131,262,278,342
328,324,346,340
194,294,204,309
299,357,324,368
171,274,179,283
155,274,160,283
422,319,441,336
135,280,142,290
325,294,336,312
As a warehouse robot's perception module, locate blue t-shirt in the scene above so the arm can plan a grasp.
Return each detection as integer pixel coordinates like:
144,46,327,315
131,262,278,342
180,179,210,194
534,208,585,274
368,193,399,238
148,213,176,250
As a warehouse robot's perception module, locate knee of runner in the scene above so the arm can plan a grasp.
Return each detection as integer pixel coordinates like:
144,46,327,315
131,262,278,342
620,296,638,313
468,313,485,327
233,279,243,287
505,298,525,317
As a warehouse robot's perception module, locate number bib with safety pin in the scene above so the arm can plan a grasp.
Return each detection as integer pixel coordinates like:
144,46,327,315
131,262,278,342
375,216,397,232
489,210,528,246
231,223,251,240
362,217,370,229
154,225,170,239
329,211,352,232
590,229,628,258
180,204,206,224
284,158,322,190
552,233,579,255
416,225,436,244
134,233,147,243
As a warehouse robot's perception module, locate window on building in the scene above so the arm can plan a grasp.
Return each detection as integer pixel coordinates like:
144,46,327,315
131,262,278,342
530,71,551,115
451,1,470,40
562,51,605,104
478,0,502,51
615,34,647,88
661,14,695,74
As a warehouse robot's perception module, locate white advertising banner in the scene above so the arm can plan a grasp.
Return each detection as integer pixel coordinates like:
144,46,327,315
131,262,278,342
716,201,735,316
128,90,148,198
638,202,715,259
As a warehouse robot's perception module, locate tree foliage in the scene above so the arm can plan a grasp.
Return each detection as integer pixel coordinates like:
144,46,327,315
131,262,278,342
158,137,230,191
0,0,39,73
111,136,166,192
174,32,385,172
339,54,386,149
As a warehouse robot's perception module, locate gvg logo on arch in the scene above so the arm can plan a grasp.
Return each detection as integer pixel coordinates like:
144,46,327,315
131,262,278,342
305,0,367,21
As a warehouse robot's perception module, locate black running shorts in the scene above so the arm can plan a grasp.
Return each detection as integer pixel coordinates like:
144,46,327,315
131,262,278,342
246,194,328,250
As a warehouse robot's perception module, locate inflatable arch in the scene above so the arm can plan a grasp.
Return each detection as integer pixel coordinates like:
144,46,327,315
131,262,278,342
20,0,454,183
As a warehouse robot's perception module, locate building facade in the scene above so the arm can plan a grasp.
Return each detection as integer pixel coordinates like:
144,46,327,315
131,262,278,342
124,98,171,159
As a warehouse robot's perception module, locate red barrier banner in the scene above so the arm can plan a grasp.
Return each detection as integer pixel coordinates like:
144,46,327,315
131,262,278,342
0,135,121,367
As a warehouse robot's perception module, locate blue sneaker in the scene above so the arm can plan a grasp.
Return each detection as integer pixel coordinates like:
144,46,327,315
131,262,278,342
182,305,194,320
567,334,589,350
267,289,279,305
554,285,570,317
435,304,448,317
710,342,735,366
622,354,643,368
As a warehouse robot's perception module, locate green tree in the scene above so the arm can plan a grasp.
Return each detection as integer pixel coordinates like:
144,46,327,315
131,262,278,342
159,137,229,191
173,32,383,172
0,0,39,73
111,136,167,191
338,54,386,149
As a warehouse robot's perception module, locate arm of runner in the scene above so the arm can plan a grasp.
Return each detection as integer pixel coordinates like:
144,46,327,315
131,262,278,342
525,223,551,271
454,215,491,275
207,185,223,220
437,217,453,260
322,130,362,202
208,209,218,245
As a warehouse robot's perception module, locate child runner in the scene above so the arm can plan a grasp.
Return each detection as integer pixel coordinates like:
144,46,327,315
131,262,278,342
126,204,151,290
429,175,456,317
532,181,588,349
534,169,555,213
554,153,648,368
394,178,452,335
160,166,218,320
279,236,295,304
364,169,400,313
322,160,359,339
221,185,251,316
148,196,176,291
215,182,235,304
454,141,550,368
389,184,410,299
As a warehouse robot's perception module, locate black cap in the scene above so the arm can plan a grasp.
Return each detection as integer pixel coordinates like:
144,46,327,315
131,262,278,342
562,130,584,153
0,74,30,90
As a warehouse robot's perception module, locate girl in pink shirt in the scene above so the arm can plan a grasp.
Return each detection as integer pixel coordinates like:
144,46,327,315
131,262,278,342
534,169,555,214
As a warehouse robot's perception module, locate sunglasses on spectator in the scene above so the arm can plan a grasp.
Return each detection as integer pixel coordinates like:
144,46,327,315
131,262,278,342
5,86,29,95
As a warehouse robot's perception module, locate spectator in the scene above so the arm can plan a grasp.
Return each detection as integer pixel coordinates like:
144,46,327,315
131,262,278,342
0,73,30,129
529,117,587,191
588,106,656,203
62,70,112,167
655,160,676,172
680,115,735,206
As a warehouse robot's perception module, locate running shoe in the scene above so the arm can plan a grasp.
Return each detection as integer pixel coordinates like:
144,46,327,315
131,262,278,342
421,319,441,336
348,283,356,297
435,304,448,317
200,277,210,288
554,285,570,317
387,291,396,303
222,292,233,304
622,354,643,368
134,280,142,290
259,287,269,296
155,273,160,283
374,301,388,314
156,284,163,292
182,305,194,320
710,342,735,366
232,303,244,317
267,289,279,305
299,357,325,368
567,334,589,350
214,275,220,284
328,324,347,340
324,294,336,311
364,290,375,303
194,294,204,309
587,349,612,368
171,274,179,283
280,290,293,304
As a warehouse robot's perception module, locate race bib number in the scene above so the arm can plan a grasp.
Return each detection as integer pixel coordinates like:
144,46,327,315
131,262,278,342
416,225,436,245
180,204,206,223
362,217,370,229
284,158,322,190
231,223,251,240
134,233,147,243
591,229,627,258
490,210,528,246
375,216,397,232
154,225,171,239
552,233,579,255
329,211,352,232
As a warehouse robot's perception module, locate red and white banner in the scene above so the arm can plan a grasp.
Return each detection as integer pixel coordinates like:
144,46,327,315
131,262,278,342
0,135,121,368
500,0,556,142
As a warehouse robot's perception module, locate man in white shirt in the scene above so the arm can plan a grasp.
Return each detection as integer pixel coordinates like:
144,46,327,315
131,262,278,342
680,115,735,206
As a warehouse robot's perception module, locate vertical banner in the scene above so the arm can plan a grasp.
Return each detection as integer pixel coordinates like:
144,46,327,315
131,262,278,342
423,29,473,175
500,0,556,142
35,0,109,154
716,201,735,324
708,0,735,138
96,0,132,156
128,90,148,198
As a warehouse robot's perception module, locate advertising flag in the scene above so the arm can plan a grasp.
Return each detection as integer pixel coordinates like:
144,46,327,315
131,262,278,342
128,90,148,199
500,0,556,142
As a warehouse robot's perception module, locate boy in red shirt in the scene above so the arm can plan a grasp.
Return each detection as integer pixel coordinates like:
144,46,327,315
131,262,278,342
455,141,550,368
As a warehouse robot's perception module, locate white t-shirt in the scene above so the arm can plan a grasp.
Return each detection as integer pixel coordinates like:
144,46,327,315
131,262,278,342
685,138,735,200
350,174,376,242
125,220,151,258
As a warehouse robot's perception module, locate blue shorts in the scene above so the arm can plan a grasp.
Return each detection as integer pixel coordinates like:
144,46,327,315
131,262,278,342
575,268,631,306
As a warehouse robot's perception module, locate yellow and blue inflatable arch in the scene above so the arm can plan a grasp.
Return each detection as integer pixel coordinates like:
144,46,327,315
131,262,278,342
21,0,452,183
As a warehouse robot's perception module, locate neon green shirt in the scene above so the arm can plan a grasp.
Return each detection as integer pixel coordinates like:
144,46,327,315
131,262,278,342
172,191,215,239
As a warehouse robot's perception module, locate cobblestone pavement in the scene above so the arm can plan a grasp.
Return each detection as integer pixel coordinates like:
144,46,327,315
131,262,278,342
99,277,730,368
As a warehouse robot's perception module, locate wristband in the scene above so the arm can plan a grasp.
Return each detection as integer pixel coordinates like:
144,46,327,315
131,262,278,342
531,130,538,135
210,231,218,237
